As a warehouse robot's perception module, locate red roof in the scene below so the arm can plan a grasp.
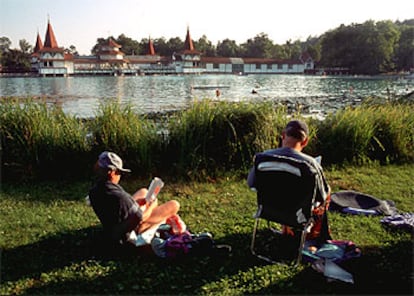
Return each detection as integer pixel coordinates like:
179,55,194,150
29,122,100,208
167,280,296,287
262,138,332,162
39,47,64,53
148,38,155,55
44,20,59,48
64,53,74,60
33,32,43,53
108,38,121,48
184,26,195,51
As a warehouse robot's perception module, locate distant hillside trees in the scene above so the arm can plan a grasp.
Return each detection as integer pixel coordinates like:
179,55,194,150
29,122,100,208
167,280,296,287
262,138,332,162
319,20,408,74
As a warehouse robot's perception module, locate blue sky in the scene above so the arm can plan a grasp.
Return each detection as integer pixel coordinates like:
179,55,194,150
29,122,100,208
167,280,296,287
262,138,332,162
1,0,413,55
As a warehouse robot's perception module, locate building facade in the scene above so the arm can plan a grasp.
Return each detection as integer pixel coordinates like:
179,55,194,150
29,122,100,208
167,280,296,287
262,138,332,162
31,20,314,76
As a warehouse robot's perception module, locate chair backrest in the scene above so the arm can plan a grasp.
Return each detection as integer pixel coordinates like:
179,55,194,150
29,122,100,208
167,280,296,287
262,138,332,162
254,152,317,227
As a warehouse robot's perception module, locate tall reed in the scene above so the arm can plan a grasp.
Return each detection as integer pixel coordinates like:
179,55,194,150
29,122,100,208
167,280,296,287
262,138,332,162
0,99,90,181
1,98,412,182
315,102,414,164
165,100,286,178
368,102,414,163
89,101,160,176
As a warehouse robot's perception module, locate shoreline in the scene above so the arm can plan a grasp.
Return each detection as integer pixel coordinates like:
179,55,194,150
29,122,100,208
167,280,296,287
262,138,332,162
1,72,414,79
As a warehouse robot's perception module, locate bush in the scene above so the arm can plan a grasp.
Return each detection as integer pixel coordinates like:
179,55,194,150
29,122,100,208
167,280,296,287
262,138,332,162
165,100,286,178
89,102,161,176
0,99,91,181
315,102,414,164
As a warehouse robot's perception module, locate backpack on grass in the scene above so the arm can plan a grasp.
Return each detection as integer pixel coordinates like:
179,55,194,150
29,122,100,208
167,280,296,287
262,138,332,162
151,225,219,258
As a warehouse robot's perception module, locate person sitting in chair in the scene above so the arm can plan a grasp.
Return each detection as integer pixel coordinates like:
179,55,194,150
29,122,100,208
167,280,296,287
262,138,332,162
89,151,180,245
247,119,331,241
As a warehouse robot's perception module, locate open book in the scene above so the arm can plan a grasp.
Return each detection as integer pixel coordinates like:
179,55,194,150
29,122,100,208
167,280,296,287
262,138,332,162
145,177,164,203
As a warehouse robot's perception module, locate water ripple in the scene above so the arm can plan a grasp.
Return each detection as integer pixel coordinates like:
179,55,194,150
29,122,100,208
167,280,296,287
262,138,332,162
1,74,412,118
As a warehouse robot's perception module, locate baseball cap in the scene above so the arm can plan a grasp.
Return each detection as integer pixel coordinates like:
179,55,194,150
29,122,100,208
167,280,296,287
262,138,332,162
98,151,131,173
285,120,309,140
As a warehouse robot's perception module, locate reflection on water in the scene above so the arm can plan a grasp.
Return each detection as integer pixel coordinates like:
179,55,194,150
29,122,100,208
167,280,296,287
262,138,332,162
0,74,412,118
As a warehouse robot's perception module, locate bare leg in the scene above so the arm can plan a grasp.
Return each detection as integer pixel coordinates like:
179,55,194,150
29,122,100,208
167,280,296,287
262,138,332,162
137,200,180,233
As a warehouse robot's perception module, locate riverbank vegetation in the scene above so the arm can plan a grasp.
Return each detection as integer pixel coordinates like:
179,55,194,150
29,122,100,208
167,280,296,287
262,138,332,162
1,164,413,295
1,97,413,182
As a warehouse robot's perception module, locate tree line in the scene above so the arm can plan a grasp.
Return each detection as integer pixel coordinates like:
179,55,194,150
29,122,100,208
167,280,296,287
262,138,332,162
1,19,413,75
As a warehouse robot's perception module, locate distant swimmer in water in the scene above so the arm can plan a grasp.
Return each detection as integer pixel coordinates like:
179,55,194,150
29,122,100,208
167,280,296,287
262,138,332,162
251,89,258,94
216,88,221,98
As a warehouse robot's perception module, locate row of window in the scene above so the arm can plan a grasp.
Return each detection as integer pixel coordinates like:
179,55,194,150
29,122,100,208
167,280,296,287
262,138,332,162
211,63,293,69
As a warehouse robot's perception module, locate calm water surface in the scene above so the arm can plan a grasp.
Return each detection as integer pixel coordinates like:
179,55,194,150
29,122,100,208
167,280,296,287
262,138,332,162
1,74,412,118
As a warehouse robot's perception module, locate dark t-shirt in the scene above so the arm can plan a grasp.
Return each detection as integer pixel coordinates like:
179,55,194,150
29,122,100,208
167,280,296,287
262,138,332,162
89,180,143,242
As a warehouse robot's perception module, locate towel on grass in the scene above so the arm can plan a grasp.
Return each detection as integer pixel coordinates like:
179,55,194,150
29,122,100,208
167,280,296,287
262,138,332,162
329,190,397,216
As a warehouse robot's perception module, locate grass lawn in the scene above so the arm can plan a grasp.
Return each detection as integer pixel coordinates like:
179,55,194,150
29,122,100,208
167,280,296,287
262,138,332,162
1,164,413,295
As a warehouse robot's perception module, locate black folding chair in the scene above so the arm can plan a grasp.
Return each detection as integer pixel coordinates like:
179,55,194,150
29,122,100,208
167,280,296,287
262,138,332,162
250,152,318,265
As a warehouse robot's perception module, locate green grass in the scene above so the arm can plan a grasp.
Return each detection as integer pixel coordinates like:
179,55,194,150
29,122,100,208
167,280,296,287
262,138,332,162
1,164,413,295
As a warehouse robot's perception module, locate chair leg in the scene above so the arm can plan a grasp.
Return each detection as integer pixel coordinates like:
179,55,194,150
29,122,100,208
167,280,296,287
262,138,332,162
251,217,280,264
297,229,306,265
296,219,314,265
250,217,259,256
252,206,312,265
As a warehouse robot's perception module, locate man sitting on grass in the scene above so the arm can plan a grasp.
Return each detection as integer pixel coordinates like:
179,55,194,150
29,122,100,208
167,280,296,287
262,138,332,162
89,151,180,245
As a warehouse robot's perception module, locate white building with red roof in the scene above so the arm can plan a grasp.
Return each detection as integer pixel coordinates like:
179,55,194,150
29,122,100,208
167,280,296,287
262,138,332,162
31,20,313,76
36,20,74,76
174,26,203,74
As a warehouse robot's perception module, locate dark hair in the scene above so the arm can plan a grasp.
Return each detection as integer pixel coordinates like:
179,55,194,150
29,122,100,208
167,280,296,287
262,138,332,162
94,161,111,180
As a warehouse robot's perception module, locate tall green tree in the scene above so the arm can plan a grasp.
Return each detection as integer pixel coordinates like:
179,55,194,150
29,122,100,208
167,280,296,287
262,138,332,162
0,36,12,65
394,25,414,71
0,36,11,53
19,39,32,54
91,37,114,55
282,39,303,60
152,37,168,56
241,33,274,58
166,37,184,57
65,45,79,56
216,39,240,57
116,34,141,55
194,35,216,56
302,36,322,62
320,20,401,74
3,49,31,72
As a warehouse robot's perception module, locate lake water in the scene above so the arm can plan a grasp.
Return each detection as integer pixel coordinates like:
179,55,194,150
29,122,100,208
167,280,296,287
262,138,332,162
1,74,412,118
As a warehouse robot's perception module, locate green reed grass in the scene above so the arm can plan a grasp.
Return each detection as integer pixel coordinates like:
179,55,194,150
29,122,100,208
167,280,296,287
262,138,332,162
316,102,414,164
369,103,414,163
1,98,412,182
0,99,91,181
165,100,286,178
90,102,160,176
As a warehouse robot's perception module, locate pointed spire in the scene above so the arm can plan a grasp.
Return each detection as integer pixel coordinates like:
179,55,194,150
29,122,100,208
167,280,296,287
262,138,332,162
148,36,155,55
184,26,195,51
44,19,59,48
34,31,43,53
108,38,121,48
